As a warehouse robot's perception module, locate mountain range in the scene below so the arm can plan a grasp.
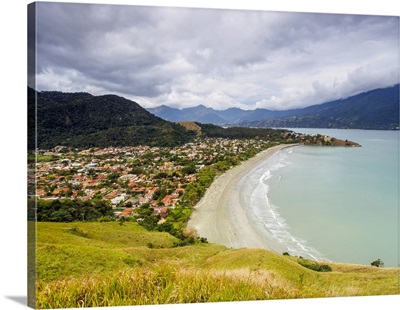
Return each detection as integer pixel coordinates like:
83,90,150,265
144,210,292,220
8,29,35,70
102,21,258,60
29,84,398,150
28,87,291,150
147,84,399,130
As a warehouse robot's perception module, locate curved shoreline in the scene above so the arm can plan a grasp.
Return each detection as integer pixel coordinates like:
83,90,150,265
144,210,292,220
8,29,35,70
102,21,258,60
187,144,296,250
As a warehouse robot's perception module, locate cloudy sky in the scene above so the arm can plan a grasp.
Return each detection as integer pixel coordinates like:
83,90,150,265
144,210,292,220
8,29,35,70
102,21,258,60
31,2,399,111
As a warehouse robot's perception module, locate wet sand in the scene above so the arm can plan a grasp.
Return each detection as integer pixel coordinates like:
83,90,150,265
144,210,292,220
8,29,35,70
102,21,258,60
188,144,293,250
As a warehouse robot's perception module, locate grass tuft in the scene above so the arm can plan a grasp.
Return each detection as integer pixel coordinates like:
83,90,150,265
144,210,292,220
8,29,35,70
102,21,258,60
37,266,278,308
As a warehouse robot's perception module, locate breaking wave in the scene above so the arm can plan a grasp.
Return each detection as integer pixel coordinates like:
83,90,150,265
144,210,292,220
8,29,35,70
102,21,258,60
242,147,329,262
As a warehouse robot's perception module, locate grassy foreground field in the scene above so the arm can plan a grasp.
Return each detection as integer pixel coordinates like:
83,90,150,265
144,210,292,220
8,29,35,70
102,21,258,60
35,221,399,308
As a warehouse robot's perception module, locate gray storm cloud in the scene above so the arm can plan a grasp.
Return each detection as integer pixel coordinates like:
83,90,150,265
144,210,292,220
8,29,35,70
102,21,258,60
33,2,399,110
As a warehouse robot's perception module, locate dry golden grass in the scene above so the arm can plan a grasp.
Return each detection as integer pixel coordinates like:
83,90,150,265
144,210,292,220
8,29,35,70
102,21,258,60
35,222,400,309
179,121,202,135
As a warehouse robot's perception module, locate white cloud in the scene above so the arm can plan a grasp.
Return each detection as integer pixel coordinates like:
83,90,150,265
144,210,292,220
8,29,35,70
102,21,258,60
34,3,399,110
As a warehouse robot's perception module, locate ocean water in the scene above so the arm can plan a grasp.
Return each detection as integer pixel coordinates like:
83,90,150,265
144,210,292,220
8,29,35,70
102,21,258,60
242,129,399,267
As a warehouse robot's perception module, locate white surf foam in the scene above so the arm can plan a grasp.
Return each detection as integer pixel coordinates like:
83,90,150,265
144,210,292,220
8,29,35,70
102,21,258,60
244,147,329,262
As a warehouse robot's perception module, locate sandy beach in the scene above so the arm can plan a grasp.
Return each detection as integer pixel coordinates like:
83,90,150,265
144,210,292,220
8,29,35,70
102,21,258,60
188,144,294,251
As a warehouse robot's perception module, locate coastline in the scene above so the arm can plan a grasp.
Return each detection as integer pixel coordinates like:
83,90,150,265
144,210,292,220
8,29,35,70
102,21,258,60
187,144,296,251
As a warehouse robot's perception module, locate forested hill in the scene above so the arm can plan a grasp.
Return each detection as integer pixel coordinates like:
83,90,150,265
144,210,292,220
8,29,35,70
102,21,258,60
28,87,195,150
240,84,399,130
28,87,361,150
148,84,399,130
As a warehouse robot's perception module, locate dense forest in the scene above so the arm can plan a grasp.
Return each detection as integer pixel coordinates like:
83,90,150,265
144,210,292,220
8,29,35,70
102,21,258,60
196,123,291,141
33,198,114,222
28,87,304,150
28,87,196,150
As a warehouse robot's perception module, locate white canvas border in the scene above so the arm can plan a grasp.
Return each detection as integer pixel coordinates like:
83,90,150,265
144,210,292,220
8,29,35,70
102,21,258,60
0,1,398,309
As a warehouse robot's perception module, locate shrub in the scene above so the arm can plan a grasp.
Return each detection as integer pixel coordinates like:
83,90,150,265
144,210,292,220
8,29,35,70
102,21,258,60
67,226,89,238
298,259,332,272
183,227,199,239
371,259,384,268
97,216,115,222
319,264,333,272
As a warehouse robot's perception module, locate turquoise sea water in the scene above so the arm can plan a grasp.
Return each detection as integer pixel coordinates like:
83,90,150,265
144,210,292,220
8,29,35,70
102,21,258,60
247,129,399,267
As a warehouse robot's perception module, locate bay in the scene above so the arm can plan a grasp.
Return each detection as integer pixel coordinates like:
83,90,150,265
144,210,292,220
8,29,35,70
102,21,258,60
252,129,399,267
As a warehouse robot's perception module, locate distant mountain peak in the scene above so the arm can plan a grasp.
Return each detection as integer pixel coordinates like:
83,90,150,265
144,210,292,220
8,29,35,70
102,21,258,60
147,84,399,130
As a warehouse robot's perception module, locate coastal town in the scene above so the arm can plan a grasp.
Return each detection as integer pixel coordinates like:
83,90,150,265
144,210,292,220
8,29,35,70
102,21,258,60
32,137,275,219
30,131,358,225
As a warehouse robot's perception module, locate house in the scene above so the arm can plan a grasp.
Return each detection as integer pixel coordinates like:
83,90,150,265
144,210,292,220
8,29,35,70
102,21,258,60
35,189,46,197
110,193,127,206
145,187,159,199
82,179,96,187
85,163,97,169
138,197,149,205
117,208,133,218
152,206,168,218
96,173,107,180
162,195,176,207
128,181,138,188
104,191,119,200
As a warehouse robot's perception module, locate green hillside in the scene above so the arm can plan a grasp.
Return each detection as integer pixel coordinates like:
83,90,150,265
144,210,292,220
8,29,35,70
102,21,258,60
35,221,399,309
29,87,195,149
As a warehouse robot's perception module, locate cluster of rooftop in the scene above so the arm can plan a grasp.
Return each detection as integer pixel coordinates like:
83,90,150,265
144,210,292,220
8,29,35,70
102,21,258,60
34,137,277,218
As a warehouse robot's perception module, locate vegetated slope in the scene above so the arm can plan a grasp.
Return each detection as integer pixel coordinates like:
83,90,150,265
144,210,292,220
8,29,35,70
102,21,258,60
29,87,195,149
179,121,203,135
179,121,291,140
29,86,368,151
35,221,399,308
179,122,360,146
148,84,399,130
242,84,399,130
197,122,291,140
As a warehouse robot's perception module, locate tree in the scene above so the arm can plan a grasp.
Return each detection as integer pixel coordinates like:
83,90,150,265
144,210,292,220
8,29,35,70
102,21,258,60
49,209,73,222
371,258,384,268
182,163,197,175
37,198,114,222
